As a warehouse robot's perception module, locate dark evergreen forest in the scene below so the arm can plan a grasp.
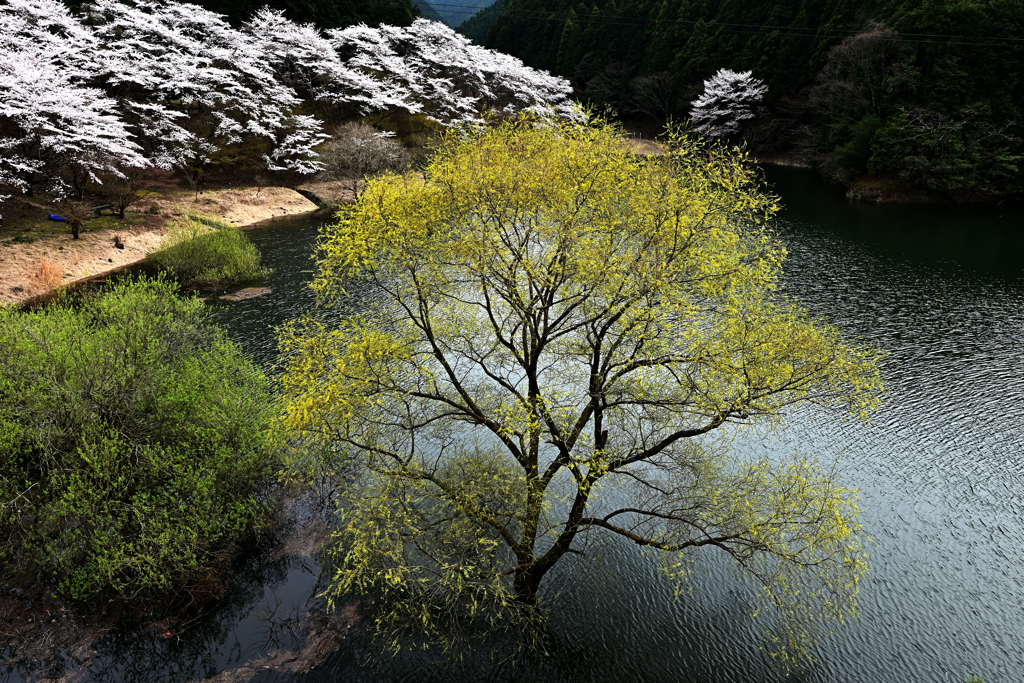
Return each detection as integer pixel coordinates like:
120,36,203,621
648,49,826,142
478,0,1024,196
459,0,505,42
416,0,498,26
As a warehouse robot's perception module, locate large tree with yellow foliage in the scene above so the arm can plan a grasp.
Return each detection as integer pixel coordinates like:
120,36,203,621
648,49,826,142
278,119,882,661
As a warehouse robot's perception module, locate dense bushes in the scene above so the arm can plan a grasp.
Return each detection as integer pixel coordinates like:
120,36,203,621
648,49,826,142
0,278,277,600
866,108,1023,195
807,24,1024,195
149,214,271,288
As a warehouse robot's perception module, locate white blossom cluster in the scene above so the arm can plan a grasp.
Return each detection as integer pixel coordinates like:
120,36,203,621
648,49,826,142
0,0,574,214
690,68,768,138
250,11,575,125
1,0,148,204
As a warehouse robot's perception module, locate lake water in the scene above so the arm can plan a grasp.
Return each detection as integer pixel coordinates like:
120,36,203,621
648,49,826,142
5,168,1023,682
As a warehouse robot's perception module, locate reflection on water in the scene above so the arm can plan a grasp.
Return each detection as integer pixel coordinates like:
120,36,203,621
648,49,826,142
82,555,318,683
763,167,1024,278
1,543,321,683
5,172,1024,682
206,217,325,368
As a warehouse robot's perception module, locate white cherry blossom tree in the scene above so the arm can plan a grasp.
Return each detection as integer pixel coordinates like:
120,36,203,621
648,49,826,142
0,0,99,75
690,68,768,138
83,0,326,179
330,19,574,125
0,50,147,192
0,1,146,219
247,11,575,127
245,8,402,119
2,0,576,218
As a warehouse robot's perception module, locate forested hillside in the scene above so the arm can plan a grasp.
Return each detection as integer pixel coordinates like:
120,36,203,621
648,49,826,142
457,0,505,42
418,0,496,26
486,0,1024,197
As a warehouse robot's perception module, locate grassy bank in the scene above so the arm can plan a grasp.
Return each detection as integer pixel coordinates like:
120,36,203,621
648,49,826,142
148,213,271,288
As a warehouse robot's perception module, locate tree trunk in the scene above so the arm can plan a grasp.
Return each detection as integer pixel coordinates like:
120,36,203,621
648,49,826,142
70,219,80,240
513,565,544,606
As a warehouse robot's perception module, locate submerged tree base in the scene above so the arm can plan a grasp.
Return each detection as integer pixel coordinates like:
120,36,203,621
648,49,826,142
0,487,355,682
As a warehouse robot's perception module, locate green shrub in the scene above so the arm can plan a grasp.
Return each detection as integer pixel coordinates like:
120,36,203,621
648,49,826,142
149,213,271,288
0,277,277,600
833,115,882,174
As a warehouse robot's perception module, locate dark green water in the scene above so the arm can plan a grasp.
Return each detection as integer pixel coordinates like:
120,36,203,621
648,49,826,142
5,169,1024,682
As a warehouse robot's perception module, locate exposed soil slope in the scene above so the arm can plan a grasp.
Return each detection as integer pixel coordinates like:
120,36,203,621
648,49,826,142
0,185,317,307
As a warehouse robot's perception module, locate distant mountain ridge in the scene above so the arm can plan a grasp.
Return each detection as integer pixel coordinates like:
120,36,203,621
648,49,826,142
412,0,446,23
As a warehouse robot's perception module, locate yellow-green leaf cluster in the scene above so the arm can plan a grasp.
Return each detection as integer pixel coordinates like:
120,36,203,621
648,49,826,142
277,116,883,665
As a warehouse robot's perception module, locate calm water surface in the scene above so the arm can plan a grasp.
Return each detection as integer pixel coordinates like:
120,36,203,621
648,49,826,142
7,169,1024,682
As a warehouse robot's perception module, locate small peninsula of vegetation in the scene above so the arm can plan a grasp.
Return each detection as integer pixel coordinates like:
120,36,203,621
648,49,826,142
0,277,277,600
149,213,271,288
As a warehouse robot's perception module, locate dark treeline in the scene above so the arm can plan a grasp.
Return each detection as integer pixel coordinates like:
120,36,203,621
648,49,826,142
480,0,1024,197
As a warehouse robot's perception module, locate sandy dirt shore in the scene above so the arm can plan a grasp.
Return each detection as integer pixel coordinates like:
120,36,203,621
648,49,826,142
0,185,318,307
